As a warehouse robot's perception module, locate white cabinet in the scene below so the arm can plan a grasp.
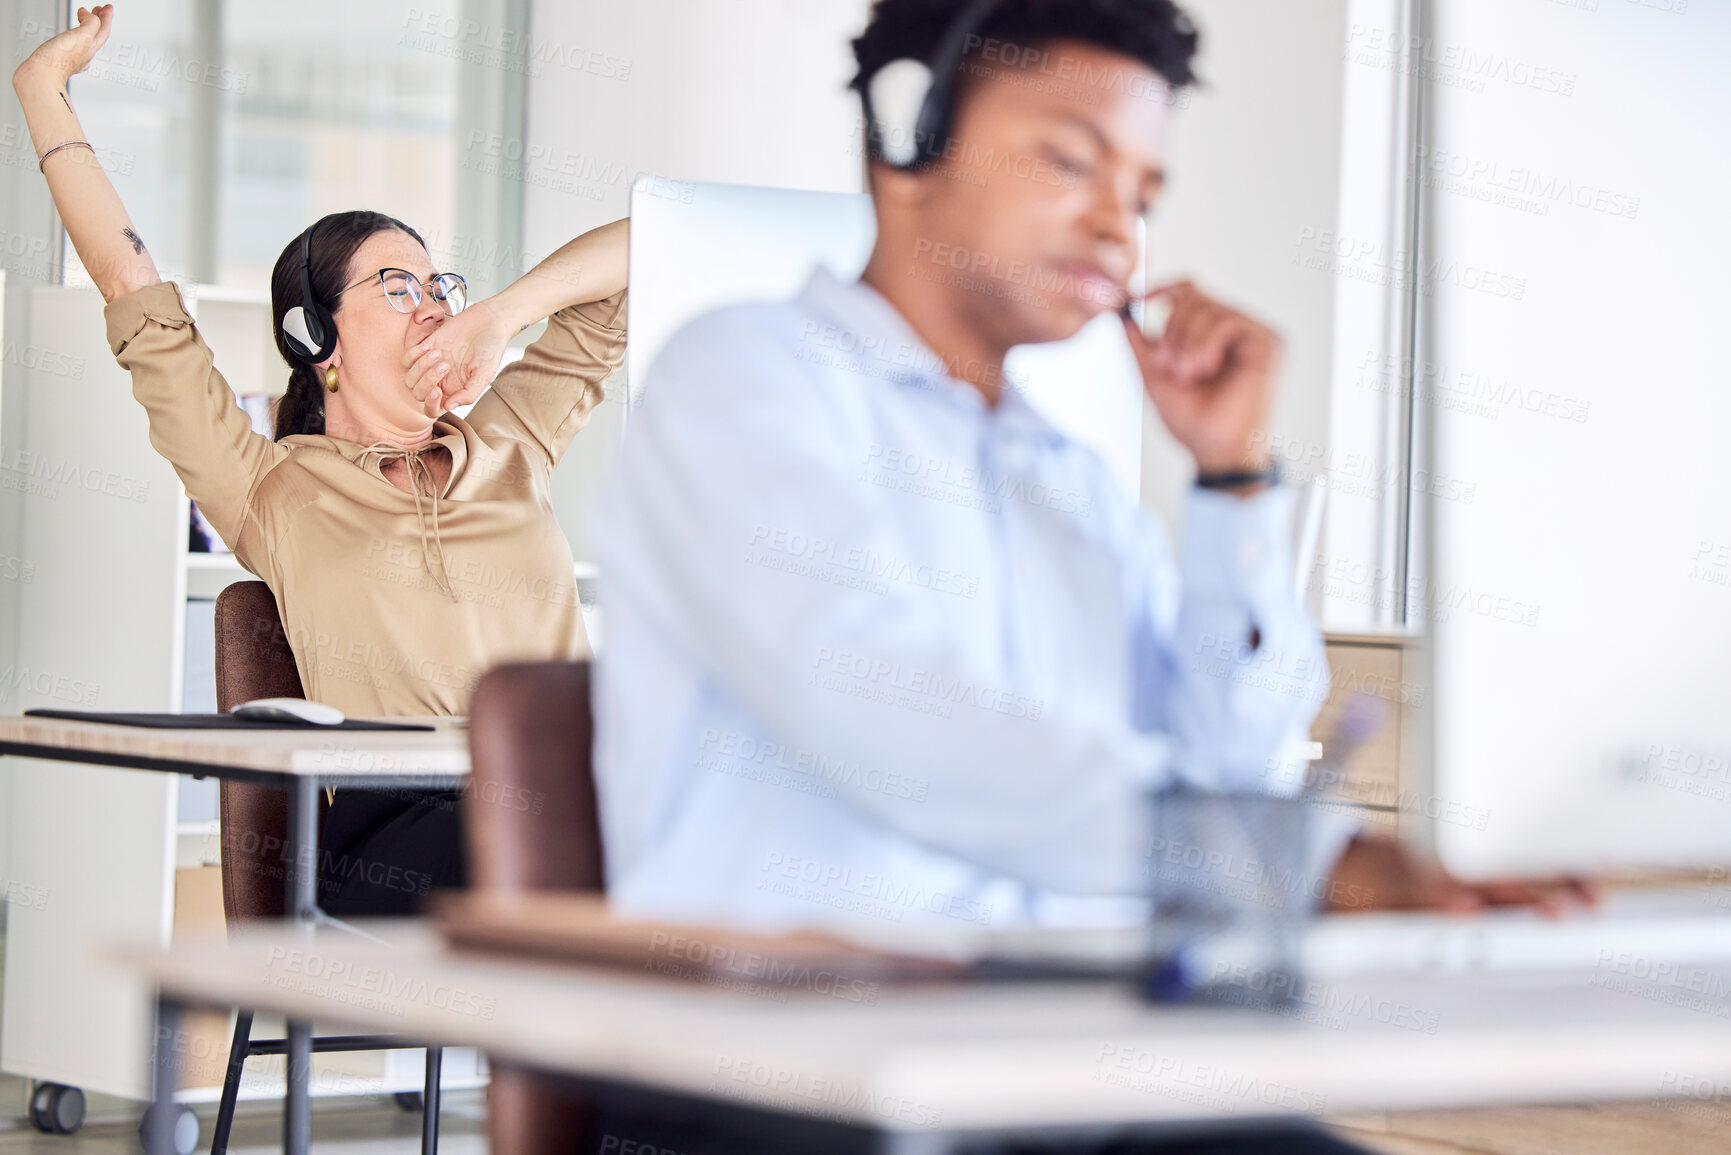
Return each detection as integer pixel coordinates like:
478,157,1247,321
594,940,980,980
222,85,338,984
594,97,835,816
1,282,185,1101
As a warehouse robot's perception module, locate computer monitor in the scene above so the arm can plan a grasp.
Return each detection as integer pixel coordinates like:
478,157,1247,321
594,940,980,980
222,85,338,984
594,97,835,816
625,177,1145,497
1417,3,1731,878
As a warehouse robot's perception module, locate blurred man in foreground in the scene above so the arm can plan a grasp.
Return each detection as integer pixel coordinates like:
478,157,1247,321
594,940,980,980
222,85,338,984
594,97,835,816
591,3,1587,1147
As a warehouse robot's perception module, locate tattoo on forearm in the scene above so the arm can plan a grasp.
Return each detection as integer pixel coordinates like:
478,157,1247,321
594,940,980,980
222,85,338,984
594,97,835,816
59,91,72,113
122,228,146,254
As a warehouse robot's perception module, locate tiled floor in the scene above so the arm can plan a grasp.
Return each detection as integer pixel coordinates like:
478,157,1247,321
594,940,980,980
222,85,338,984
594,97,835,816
0,1075,1718,1154
0,1098,1721,1154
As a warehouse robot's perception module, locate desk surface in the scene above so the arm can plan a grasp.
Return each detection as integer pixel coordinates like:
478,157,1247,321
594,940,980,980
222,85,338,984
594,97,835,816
0,714,468,786
115,922,1731,1136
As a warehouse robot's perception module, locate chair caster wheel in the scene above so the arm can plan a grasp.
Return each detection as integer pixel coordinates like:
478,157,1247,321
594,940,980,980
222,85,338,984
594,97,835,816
137,1103,200,1155
29,1083,85,1135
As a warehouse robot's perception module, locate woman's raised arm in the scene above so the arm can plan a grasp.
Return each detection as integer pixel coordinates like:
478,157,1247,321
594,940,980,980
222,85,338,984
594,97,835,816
12,6,160,302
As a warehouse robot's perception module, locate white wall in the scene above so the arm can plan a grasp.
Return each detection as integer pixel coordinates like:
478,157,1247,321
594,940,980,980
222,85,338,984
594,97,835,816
520,0,870,247
521,0,872,560
522,0,1358,563
1142,0,1351,539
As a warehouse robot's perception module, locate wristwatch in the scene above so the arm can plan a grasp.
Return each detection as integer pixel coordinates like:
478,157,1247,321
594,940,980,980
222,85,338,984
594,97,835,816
1195,461,1282,490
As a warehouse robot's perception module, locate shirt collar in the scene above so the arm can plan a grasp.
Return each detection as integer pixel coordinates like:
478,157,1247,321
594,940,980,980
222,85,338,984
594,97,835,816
294,418,468,472
798,265,1066,443
799,265,958,397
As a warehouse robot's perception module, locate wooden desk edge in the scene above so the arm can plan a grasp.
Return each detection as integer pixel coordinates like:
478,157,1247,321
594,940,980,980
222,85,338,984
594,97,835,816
0,715,469,783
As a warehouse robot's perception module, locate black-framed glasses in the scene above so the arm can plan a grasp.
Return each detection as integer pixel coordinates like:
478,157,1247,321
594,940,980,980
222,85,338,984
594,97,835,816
335,268,468,316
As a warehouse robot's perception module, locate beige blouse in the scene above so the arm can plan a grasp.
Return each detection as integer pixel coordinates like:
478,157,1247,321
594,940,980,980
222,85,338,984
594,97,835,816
103,280,627,717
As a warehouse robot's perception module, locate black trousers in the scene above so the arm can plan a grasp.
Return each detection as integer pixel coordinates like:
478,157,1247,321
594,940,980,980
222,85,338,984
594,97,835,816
585,1106,1371,1154
961,1132,1370,1155
318,788,468,916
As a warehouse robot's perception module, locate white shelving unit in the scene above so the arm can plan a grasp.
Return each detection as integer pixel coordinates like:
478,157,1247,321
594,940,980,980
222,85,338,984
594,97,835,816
0,282,485,1115
182,551,249,600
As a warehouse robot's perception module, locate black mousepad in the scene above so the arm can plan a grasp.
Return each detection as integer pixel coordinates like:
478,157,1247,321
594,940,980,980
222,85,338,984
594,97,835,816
24,709,435,732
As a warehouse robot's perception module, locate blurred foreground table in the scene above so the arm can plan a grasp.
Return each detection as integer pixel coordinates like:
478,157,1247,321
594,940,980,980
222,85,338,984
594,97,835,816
114,919,1731,1153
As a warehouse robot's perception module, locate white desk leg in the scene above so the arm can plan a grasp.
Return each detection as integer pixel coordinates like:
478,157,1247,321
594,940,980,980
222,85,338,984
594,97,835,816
283,778,319,1155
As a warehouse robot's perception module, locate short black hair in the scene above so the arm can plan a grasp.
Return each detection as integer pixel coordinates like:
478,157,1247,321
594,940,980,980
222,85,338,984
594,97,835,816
851,0,1201,106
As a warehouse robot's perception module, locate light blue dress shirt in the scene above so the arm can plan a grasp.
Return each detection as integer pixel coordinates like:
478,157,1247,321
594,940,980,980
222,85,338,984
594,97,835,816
591,267,1334,932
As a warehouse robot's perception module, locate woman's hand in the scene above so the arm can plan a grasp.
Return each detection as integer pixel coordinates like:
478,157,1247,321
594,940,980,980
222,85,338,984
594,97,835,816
13,4,112,91
402,297,516,416
401,219,627,416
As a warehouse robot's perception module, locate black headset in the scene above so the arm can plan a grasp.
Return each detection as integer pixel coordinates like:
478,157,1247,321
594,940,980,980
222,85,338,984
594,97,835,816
864,0,1006,171
279,214,341,364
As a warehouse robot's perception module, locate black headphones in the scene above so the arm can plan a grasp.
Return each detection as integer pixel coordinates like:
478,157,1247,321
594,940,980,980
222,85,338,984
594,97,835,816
279,214,340,364
864,0,1005,171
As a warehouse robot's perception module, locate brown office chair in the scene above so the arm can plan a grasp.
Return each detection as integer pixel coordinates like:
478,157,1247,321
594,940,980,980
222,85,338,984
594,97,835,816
463,661,603,1155
210,581,443,1155
213,580,308,920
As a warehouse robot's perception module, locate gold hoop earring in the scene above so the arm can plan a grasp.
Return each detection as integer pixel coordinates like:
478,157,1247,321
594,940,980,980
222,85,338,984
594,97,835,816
324,366,339,394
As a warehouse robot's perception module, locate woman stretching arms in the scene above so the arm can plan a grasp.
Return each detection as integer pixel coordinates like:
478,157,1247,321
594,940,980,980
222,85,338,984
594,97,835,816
15,5,628,914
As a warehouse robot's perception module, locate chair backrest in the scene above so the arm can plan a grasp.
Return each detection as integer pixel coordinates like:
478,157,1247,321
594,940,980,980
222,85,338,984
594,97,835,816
463,660,604,1155
463,660,603,893
213,580,306,923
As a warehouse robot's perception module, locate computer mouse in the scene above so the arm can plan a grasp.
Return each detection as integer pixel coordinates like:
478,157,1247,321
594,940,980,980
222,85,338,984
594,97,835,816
231,698,345,726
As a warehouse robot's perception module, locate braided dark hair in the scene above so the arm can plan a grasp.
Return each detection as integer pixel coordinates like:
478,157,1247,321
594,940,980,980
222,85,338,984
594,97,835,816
269,211,426,440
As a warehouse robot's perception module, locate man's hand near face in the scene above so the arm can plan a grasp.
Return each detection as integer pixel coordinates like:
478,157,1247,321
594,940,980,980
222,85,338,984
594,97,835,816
1120,284,1601,918
1326,833,1600,916
1122,281,1281,491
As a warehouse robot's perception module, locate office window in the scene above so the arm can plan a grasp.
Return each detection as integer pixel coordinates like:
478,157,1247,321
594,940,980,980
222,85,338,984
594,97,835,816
58,0,201,284
64,0,520,297
217,1,458,289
